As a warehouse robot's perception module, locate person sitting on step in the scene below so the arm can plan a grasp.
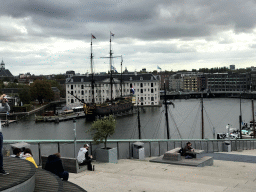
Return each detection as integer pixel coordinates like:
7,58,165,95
183,142,196,159
77,144,94,171
45,152,69,181
23,148,38,168
10,148,22,158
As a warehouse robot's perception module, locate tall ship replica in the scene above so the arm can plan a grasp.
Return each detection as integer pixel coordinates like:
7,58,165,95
69,32,133,120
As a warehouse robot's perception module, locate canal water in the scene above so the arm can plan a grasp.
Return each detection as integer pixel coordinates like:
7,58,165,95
2,98,254,140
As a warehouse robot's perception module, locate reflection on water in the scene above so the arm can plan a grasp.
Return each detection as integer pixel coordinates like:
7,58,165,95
2,98,253,140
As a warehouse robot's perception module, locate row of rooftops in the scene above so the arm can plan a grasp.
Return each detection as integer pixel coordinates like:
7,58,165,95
66,73,159,83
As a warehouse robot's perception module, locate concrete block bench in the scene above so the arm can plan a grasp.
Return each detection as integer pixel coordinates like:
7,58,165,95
41,155,87,173
162,148,181,161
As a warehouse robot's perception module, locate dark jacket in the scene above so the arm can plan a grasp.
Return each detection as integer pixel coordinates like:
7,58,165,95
45,155,65,177
85,151,91,161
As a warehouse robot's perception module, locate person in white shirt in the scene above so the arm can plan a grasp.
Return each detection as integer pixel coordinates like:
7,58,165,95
77,144,94,171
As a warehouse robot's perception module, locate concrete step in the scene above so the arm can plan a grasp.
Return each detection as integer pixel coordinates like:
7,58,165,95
0,157,36,192
0,157,87,192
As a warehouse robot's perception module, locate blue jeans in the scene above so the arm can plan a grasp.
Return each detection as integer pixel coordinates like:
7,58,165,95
0,132,3,170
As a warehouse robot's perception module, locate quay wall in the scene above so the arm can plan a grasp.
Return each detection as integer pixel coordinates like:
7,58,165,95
161,91,256,100
3,139,256,165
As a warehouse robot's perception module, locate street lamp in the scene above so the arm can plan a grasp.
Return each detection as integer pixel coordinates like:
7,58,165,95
73,118,77,158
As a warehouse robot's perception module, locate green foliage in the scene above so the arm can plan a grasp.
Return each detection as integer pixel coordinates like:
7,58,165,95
19,86,31,104
46,80,65,98
6,82,27,88
89,115,116,149
30,79,54,104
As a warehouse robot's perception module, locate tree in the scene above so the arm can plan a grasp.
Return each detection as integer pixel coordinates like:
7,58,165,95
46,80,65,98
30,80,54,104
89,115,116,149
19,86,31,104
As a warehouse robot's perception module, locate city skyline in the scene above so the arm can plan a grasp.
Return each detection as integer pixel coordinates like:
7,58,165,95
1,1,256,76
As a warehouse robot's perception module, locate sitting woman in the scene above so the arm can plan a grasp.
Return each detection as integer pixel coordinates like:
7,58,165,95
23,148,38,168
45,153,69,181
183,142,196,159
11,148,22,158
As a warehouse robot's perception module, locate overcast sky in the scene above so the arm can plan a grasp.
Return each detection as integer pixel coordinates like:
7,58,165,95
1,0,256,76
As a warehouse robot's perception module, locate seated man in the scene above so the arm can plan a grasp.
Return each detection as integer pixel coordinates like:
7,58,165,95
45,153,69,181
77,144,94,171
184,142,196,159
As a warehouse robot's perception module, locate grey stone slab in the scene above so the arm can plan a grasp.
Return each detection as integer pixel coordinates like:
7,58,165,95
149,155,213,167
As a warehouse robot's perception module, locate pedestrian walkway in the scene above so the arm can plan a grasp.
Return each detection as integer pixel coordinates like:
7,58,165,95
69,150,256,192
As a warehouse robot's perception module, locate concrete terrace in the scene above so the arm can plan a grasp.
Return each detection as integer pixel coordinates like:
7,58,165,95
69,150,256,192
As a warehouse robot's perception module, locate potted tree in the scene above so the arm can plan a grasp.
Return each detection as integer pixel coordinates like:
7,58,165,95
89,115,117,163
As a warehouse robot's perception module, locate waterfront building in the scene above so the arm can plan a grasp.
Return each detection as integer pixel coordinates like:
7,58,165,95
169,74,183,91
66,73,160,106
230,65,235,70
159,71,172,91
206,73,249,92
183,76,198,92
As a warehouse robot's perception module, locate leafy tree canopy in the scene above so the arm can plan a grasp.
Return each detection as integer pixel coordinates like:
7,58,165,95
89,115,116,149
30,79,54,104
19,86,31,104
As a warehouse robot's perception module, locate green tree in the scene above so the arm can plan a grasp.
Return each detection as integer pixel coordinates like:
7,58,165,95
19,86,31,104
30,80,54,104
46,80,65,98
89,115,116,149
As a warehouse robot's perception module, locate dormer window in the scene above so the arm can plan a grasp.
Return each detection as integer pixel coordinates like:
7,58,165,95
130,77,132,81
140,77,143,80
81,78,84,82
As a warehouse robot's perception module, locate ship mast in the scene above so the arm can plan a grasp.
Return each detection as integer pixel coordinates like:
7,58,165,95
91,34,95,104
201,93,204,139
164,81,170,139
110,32,113,103
120,55,123,97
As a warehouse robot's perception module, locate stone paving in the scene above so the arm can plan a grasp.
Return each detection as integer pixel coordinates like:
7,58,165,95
69,150,256,192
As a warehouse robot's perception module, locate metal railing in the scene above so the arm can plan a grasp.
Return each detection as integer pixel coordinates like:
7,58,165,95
3,139,256,165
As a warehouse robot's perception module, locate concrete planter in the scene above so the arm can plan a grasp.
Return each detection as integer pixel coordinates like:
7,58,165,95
96,147,118,163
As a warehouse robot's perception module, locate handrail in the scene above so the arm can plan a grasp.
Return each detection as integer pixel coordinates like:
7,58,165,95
3,138,256,143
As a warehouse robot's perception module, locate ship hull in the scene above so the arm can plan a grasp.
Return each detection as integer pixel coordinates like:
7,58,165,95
84,97,133,121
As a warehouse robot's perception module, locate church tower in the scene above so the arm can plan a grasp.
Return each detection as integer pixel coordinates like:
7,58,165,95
1,59,5,70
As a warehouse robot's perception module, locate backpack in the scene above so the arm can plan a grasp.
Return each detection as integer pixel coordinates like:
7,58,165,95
178,147,184,156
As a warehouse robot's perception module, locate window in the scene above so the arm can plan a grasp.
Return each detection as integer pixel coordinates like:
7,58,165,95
151,83,153,87
151,89,154,93
151,97,154,101
81,85,84,89
140,89,143,93
71,85,73,89
81,91,84,95
71,99,74,103
140,83,143,87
